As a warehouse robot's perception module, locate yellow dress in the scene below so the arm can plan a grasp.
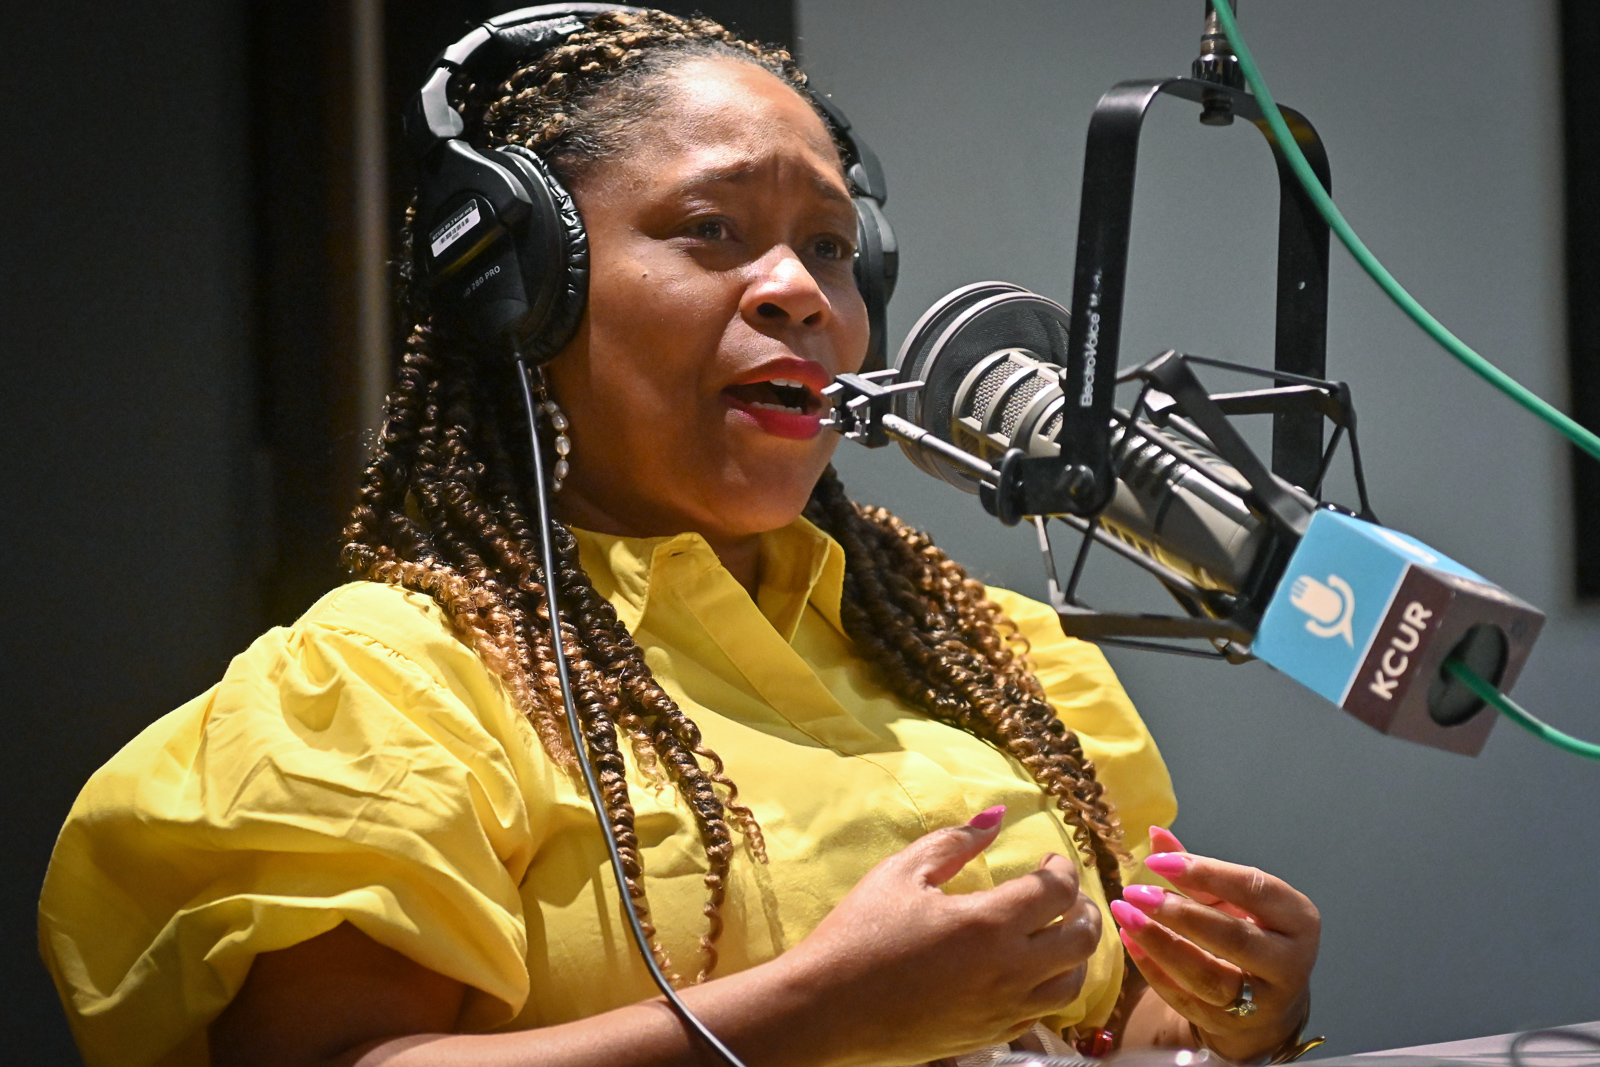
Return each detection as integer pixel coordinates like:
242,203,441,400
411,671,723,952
38,518,1177,1067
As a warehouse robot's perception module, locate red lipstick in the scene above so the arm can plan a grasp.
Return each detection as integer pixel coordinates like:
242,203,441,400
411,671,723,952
721,357,831,440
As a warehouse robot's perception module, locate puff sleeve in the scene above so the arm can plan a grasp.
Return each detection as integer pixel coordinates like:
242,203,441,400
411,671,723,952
39,583,545,1067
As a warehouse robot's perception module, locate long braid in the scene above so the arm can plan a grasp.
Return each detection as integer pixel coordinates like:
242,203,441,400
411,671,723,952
347,320,751,979
547,522,758,982
346,10,1131,999
805,469,1128,899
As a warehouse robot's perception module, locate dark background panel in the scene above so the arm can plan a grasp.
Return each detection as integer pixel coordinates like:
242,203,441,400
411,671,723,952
2,0,260,1060
250,0,371,626
1561,0,1600,599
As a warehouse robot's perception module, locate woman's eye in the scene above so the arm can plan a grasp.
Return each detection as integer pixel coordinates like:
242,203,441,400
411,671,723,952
813,236,853,261
691,219,731,240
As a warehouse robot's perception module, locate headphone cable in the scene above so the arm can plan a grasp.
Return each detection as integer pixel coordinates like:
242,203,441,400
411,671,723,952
513,351,751,1067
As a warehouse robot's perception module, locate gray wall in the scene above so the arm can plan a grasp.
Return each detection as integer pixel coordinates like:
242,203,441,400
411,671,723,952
798,0,1598,1054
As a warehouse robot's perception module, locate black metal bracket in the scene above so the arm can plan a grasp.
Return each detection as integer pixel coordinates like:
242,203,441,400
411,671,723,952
1059,77,1333,514
977,450,1097,526
1046,351,1372,658
822,21,1347,662
1136,351,1312,537
823,370,1005,487
1140,359,1376,521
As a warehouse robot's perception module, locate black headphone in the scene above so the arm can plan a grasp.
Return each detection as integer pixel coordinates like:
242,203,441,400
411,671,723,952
401,4,899,369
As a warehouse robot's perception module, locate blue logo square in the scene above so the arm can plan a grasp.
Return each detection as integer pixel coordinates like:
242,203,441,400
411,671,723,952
1254,510,1414,703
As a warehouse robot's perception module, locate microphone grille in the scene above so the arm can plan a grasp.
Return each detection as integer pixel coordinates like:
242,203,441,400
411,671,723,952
995,374,1051,438
952,347,1067,460
963,364,1009,423
892,286,1071,488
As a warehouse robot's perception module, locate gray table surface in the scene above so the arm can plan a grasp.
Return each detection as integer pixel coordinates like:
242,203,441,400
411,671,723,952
1310,1021,1600,1067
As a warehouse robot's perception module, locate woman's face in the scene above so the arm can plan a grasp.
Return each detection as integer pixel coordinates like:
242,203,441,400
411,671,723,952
544,57,869,544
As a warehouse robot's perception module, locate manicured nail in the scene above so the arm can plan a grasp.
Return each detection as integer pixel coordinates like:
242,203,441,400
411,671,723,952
1109,899,1148,931
1149,826,1186,854
1121,884,1166,912
1119,927,1147,958
967,805,1006,831
1144,852,1190,878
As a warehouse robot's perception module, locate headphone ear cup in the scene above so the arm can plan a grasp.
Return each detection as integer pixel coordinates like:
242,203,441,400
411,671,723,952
853,197,899,373
496,144,589,363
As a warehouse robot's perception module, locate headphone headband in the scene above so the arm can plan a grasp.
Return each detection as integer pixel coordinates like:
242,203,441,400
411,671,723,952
404,5,649,160
404,6,886,204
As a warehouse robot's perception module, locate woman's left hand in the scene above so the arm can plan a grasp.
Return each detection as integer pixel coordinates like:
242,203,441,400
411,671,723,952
1110,827,1320,1064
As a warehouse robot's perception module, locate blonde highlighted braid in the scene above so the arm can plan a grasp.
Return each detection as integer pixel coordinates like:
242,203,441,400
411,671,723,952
344,8,1126,990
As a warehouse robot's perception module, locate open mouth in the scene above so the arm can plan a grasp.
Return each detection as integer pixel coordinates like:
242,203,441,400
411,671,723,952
721,378,823,416
721,377,828,440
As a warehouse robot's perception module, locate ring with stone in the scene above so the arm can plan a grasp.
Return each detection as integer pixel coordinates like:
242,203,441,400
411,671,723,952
1224,976,1258,1017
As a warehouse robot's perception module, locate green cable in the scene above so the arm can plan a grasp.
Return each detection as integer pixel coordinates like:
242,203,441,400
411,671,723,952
1207,2,1599,759
1444,659,1600,760
1210,0,1600,464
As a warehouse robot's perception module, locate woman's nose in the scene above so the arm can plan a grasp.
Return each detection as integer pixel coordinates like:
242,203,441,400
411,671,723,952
740,247,832,330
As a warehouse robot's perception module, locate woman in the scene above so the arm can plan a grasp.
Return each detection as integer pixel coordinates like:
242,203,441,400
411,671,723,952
38,10,1320,1067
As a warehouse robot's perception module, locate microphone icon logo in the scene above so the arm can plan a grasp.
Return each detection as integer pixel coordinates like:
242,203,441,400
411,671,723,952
1290,574,1356,647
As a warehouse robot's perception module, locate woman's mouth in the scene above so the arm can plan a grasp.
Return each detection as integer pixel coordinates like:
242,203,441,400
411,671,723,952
722,377,826,440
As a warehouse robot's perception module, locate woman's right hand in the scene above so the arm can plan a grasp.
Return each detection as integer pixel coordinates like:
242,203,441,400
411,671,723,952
781,807,1103,1066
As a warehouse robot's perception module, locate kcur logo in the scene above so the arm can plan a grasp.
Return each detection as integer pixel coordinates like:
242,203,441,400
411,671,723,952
1289,574,1355,647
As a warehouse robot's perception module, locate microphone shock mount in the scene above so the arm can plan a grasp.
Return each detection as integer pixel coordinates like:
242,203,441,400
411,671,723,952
825,325,1376,662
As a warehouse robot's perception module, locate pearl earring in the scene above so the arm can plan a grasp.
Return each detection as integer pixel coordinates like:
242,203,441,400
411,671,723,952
540,398,572,493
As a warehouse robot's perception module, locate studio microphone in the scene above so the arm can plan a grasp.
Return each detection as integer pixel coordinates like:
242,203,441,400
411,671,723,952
874,282,1544,755
891,282,1307,604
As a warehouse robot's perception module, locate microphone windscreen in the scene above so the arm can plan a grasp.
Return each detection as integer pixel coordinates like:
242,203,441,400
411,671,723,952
1253,509,1544,755
892,286,1070,489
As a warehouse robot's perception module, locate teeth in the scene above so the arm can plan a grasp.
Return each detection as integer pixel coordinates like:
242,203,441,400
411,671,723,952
770,379,807,391
748,400,802,412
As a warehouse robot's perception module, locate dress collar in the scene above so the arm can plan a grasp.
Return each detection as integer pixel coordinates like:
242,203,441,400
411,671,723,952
571,517,846,642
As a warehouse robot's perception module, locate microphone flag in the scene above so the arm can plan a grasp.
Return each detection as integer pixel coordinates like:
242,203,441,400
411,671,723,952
1253,510,1543,755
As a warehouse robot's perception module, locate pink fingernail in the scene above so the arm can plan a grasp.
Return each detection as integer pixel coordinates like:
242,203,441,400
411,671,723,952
1144,852,1190,878
1149,826,1187,853
1119,928,1147,958
1109,899,1148,931
967,805,1006,831
1121,884,1166,912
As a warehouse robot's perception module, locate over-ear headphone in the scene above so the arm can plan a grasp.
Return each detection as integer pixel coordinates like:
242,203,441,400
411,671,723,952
401,4,899,369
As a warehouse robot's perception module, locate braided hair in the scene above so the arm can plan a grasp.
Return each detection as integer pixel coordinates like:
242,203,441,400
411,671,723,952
343,8,1127,990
